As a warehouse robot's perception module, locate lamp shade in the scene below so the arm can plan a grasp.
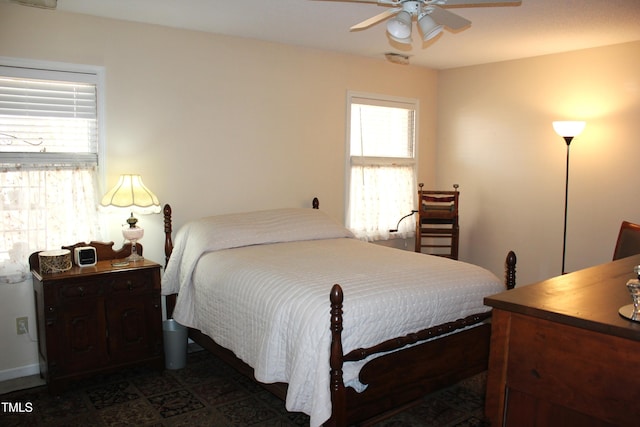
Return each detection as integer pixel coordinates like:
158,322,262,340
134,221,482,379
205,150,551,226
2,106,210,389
418,14,443,41
100,174,161,214
387,11,413,43
552,121,586,138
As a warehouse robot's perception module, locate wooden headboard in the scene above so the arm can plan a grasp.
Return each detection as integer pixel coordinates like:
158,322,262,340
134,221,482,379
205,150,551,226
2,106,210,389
163,198,321,268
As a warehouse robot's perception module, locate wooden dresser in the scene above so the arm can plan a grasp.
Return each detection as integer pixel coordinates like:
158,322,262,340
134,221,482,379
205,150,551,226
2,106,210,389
29,242,163,393
484,255,640,427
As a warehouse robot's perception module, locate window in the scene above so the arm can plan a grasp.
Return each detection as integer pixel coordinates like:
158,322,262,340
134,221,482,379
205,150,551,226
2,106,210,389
346,92,418,241
0,59,104,284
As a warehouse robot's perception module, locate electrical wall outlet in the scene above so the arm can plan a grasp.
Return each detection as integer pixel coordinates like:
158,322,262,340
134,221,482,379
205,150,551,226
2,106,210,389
16,317,28,335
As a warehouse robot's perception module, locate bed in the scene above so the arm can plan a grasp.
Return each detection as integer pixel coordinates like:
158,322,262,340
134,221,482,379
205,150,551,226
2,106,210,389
161,201,517,426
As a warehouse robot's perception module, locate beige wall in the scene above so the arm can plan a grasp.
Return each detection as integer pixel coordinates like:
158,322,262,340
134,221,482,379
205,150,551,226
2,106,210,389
437,41,640,284
0,4,438,376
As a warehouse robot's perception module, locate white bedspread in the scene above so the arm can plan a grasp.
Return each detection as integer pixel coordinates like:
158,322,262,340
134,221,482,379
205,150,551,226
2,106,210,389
165,232,503,426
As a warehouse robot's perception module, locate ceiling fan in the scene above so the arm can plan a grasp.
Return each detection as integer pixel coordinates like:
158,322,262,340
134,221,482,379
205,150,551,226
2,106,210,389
318,0,521,44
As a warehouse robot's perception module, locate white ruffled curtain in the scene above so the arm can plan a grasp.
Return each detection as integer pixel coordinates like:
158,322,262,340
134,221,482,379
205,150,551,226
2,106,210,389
0,163,103,284
348,163,416,242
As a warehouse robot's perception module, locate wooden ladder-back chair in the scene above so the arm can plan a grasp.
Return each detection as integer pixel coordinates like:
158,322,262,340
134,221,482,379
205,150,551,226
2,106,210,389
613,220,640,260
415,183,460,259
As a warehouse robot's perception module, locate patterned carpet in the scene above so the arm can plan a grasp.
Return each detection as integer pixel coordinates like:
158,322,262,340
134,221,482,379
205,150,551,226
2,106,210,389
0,348,489,426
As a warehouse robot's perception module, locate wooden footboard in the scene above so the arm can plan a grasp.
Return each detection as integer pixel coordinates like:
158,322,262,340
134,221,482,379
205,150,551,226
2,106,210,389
326,284,493,426
327,252,516,425
162,203,517,426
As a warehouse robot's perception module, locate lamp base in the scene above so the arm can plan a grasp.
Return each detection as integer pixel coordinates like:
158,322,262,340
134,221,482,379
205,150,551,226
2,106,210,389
122,226,144,263
126,252,144,262
126,240,143,262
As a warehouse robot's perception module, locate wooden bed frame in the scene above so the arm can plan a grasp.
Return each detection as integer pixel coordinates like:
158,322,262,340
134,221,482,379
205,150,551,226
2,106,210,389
162,202,517,426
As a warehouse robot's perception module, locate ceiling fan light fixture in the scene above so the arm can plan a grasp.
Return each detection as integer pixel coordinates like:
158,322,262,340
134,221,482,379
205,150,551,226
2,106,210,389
418,14,443,42
386,10,413,41
388,33,413,44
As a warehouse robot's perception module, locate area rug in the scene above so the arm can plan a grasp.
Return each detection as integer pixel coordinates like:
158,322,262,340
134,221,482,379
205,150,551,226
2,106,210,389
0,349,488,426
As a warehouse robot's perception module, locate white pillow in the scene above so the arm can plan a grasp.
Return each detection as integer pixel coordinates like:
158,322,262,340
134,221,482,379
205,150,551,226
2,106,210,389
192,208,353,251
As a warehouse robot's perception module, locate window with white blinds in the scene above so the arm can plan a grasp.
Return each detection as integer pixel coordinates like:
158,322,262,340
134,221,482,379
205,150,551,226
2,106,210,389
0,66,98,161
0,60,104,284
346,92,418,241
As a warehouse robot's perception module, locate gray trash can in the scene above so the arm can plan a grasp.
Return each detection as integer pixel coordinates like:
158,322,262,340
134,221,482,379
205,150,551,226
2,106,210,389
163,319,187,370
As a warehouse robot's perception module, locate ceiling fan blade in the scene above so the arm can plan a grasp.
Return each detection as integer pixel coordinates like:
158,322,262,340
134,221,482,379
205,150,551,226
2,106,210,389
350,7,402,31
428,6,471,31
435,0,521,6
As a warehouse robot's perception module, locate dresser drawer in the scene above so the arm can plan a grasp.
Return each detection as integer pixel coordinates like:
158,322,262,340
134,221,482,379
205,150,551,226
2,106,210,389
504,313,638,426
59,281,103,300
107,272,153,296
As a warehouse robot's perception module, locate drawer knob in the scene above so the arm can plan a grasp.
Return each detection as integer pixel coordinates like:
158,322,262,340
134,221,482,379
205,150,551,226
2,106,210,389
78,286,84,296
127,281,133,291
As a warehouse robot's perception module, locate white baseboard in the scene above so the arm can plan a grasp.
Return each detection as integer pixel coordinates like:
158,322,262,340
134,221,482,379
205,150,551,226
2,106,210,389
0,363,40,382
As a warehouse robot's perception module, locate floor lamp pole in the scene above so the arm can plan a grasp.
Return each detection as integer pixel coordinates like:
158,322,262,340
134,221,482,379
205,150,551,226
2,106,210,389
553,120,586,275
562,139,572,275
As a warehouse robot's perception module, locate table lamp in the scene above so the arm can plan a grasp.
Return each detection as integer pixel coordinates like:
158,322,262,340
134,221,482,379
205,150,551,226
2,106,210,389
100,174,161,262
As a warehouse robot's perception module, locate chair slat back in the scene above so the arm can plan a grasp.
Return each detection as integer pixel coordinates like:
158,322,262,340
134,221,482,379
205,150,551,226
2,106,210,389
613,221,640,260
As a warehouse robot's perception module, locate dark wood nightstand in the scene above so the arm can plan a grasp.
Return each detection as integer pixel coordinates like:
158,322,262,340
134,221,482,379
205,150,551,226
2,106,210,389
29,242,163,394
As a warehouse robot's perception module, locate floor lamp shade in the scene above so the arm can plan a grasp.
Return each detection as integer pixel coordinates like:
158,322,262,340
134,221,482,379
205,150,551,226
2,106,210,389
553,121,586,142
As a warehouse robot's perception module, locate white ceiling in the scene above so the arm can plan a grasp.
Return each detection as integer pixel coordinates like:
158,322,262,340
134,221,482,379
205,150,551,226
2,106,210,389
47,0,640,69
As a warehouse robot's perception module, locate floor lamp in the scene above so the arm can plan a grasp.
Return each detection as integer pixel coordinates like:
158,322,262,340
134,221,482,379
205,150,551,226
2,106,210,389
553,121,586,274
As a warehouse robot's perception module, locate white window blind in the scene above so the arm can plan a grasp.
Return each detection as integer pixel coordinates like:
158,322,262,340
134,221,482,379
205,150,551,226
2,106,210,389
346,92,418,241
0,66,98,161
0,61,103,284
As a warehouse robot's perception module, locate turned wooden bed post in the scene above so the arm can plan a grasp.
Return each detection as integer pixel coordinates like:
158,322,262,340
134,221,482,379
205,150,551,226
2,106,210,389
329,284,347,426
163,203,177,318
163,204,173,267
505,250,517,290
